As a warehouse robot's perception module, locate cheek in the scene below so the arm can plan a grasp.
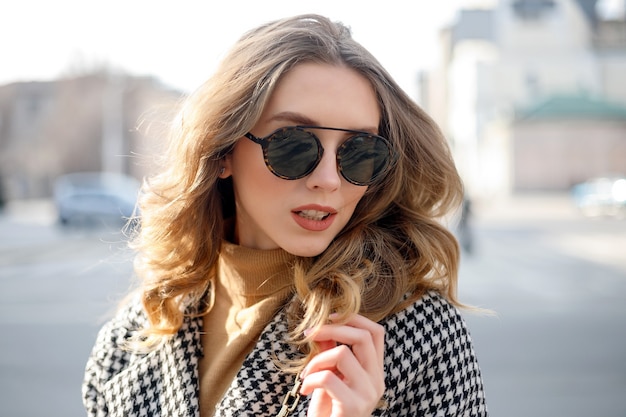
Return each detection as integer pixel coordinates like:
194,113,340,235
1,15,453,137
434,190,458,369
229,140,280,190
341,186,368,219
350,186,368,205
229,139,265,173
230,143,290,205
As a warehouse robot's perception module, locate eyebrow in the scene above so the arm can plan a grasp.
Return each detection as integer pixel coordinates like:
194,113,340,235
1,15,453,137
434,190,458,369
269,111,316,126
268,111,379,134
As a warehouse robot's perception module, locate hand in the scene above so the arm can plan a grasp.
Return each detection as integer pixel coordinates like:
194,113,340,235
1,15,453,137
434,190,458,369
299,314,386,417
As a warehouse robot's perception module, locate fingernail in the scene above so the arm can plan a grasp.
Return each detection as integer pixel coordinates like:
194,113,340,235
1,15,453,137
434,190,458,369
303,328,312,337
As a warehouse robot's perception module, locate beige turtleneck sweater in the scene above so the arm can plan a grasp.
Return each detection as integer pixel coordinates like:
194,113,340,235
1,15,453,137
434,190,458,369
199,242,296,416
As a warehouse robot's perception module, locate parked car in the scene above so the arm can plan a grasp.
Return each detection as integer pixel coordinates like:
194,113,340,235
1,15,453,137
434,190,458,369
571,176,626,218
53,172,140,227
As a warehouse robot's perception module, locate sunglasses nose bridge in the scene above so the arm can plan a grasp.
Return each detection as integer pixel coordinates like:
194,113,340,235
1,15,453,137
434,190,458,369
303,139,345,189
307,131,374,186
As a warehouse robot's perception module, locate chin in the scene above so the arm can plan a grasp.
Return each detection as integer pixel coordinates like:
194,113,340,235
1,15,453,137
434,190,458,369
283,241,331,258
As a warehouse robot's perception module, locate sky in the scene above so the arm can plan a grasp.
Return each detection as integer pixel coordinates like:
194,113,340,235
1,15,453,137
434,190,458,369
1,0,469,96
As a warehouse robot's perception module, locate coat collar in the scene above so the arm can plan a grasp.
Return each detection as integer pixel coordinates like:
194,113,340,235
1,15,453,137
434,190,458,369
101,305,308,417
213,308,306,415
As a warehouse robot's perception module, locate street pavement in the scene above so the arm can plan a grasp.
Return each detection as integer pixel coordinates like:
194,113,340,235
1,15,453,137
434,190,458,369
0,202,135,417
0,195,625,416
457,194,626,417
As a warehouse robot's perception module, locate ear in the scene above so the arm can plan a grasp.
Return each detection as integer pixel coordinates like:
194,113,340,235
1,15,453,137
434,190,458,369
219,154,233,179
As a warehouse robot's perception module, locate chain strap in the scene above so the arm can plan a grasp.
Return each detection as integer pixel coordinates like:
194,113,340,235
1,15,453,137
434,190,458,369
276,373,303,417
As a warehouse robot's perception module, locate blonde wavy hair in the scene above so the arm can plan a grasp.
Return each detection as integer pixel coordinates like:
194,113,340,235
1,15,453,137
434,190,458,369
132,14,463,362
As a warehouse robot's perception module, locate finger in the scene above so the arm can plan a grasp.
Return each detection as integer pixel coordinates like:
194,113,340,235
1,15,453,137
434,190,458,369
300,367,352,399
301,343,385,415
306,325,377,376
331,314,385,360
315,339,337,353
305,318,384,376
303,344,363,383
306,388,332,417
301,367,377,416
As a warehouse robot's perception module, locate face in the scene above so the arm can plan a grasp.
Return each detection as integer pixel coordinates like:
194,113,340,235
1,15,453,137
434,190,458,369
221,62,381,257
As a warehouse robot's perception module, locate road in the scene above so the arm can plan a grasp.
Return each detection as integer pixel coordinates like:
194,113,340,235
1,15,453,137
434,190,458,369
457,194,626,417
0,201,134,417
0,195,625,416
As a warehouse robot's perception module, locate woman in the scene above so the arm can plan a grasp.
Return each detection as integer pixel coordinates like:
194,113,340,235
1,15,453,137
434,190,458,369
83,14,488,417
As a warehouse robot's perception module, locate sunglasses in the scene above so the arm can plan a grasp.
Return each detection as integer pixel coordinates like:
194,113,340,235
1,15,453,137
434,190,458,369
244,126,394,186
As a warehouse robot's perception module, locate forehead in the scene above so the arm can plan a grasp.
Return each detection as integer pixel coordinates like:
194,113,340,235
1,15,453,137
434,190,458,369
260,62,380,131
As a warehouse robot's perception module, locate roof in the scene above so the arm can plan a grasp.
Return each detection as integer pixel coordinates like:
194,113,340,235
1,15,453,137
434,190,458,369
516,93,626,121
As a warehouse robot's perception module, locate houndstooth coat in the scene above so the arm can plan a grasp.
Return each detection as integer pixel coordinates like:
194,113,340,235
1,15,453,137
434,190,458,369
82,291,488,416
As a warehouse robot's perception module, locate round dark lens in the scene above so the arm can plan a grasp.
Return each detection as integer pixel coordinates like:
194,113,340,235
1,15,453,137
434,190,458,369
339,136,390,185
266,129,320,179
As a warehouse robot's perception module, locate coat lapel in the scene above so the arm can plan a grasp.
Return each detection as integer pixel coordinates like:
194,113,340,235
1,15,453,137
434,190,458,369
100,305,306,416
214,309,308,416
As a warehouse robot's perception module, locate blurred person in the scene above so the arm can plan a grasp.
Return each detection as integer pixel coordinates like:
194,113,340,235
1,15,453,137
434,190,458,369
82,14,488,417
0,176,5,210
457,196,475,255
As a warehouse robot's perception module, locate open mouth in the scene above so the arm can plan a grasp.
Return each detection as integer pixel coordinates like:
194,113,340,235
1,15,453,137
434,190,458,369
296,209,331,221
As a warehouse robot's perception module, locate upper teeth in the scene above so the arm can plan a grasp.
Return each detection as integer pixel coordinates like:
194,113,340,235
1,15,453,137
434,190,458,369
299,210,329,221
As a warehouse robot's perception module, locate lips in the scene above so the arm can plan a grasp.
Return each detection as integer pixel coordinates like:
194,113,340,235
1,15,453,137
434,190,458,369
291,205,337,231
297,209,331,221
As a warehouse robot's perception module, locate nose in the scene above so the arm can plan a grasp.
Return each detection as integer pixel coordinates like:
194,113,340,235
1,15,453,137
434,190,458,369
305,148,342,191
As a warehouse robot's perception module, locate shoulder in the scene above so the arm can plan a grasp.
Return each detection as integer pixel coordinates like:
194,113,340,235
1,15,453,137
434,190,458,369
83,295,204,416
97,294,148,347
383,291,471,352
85,294,149,380
379,291,488,416
85,294,203,379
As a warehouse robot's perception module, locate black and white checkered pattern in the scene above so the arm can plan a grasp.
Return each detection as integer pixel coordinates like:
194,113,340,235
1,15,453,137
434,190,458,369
83,295,203,417
83,292,488,416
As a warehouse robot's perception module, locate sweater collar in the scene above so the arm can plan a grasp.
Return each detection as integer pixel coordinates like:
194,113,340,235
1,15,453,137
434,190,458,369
218,241,297,304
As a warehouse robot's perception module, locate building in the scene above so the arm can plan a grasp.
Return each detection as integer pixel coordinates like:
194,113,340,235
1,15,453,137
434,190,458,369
0,73,183,200
513,93,626,190
424,0,626,197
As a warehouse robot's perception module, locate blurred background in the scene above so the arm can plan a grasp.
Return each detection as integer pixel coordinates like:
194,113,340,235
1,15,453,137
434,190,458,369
1,0,625,416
